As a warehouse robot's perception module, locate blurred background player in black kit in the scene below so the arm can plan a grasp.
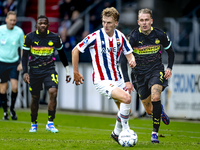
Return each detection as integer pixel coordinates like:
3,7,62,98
0,11,24,120
22,15,71,133
120,8,175,143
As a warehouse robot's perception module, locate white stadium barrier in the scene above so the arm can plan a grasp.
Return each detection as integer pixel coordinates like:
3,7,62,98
14,63,200,119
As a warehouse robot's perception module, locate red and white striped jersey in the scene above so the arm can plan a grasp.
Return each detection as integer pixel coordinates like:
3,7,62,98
77,28,133,84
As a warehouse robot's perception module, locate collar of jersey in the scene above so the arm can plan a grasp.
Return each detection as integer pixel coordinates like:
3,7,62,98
36,30,49,34
139,26,153,33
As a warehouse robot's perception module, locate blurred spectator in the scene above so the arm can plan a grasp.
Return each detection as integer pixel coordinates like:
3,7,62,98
58,12,71,42
59,0,76,21
2,0,17,16
90,0,115,32
0,0,3,16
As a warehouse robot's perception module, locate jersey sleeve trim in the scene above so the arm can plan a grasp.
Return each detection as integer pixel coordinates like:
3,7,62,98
23,47,30,50
164,41,172,50
55,45,63,50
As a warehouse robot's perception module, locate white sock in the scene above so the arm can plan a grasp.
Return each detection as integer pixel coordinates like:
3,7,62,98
48,121,53,124
114,111,122,135
120,103,130,130
152,131,158,136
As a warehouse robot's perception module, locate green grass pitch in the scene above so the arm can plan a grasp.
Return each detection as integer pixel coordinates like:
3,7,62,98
0,108,200,150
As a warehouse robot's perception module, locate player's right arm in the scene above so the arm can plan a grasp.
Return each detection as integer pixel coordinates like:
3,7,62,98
72,46,84,85
72,32,96,85
22,34,31,84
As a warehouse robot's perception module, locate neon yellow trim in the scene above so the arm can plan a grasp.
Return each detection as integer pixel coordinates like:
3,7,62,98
139,26,153,33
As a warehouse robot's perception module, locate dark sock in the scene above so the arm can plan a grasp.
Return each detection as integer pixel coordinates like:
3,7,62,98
48,110,55,121
0,93,8,112
31,114,38,124
152,101,162,132
11,92,17,110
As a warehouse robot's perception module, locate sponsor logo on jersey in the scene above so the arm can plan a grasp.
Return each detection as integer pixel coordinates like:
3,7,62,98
139,41,143,45
133,45,160,54
83,37,89,44
101,47,117,53
34,41,39,45
30,46,54,56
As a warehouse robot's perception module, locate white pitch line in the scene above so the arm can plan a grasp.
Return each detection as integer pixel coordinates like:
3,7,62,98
109,124,200,134
1,120,200,139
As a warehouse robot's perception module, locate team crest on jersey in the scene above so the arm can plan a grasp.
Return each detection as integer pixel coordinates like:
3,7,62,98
155,38,160,44
48,41,54,46
117,42,120,47
117,38,120,47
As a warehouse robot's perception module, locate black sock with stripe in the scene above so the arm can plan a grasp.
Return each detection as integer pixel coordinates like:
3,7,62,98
152,100,162,132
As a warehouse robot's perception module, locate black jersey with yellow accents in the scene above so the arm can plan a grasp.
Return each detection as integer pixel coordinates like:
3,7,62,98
23,30,63,68
128,27,171,75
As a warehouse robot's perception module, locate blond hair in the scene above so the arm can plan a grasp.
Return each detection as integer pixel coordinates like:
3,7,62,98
102,7,119,21
6,11,17,18
138,8,152,19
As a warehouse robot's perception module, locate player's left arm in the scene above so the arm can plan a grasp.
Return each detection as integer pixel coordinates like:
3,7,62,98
56,35,71,83
57,48,71,83
164,46,175,79
162,32,175,79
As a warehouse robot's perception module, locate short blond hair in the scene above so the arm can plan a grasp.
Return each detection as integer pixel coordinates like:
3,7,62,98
138,8,152,19
6,11,16,18
102,7,119,21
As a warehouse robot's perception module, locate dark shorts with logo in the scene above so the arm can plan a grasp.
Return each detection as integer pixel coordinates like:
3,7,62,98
29,68,58,95
132,69,168,100
0,61,19,83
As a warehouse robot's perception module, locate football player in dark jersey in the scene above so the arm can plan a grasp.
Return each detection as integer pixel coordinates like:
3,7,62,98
120,8,175,143
22,15,71,133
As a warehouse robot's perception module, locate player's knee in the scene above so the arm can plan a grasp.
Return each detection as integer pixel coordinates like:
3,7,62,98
32,95,40,103
0,89,7,94
48,88,57,97
123,93,131,104
151,95,160,102
11,86,18,93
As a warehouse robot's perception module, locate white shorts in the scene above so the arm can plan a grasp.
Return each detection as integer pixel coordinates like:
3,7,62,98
94,79,128,101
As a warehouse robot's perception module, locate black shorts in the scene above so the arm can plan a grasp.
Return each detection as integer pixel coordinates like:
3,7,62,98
29,68,59,95
0,61,19,83
132,69,168,100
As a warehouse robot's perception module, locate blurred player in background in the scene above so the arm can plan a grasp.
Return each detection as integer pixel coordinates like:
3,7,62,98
22,15,71,133
120,8,175,143
0,11,24,120
72,7,136,144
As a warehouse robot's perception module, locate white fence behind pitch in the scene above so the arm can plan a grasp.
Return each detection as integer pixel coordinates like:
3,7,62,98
14,63,200,119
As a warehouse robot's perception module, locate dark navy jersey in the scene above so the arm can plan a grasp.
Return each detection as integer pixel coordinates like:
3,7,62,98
128,27,171,75
23,30,63,69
